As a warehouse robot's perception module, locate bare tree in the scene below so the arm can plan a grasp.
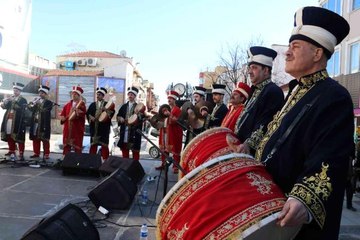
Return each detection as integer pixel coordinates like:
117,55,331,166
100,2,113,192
217,36,264,91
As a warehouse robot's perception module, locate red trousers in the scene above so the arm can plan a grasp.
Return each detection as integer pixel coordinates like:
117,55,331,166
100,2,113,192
33,139,50,157
7,135,24,156
90,144,109,160
120,143,140,160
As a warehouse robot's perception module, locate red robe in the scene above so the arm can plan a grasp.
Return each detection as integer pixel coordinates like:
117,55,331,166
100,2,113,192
221,104,244,132
60,100,86,153
159,105,183,158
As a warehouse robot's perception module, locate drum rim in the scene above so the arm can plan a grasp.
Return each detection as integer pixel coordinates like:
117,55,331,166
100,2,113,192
181,127,235,165
127,114,138,124
240,212,302,240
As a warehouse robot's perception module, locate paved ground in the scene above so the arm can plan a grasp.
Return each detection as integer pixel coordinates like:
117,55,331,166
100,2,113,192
0,134,359,239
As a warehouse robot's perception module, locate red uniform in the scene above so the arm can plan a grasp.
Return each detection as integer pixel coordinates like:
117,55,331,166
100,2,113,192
60,100,86,155
221,104,244,132
159,105,183,171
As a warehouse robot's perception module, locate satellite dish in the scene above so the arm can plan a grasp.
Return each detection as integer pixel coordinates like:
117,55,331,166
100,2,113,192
120,50,127,57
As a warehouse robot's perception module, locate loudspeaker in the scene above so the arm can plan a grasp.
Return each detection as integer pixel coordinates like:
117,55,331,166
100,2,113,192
99,156,145,184
62,152,102,177
21,203,99,240
88,168,138,210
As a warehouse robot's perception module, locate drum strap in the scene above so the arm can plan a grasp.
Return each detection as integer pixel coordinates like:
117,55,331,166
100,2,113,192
262,95,320,165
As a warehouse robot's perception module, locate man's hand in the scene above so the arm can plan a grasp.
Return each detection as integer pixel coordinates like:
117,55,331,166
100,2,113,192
201,109,208,117
277,198,308,227
89,115,95,122
117,116,125,124
60,116,66,122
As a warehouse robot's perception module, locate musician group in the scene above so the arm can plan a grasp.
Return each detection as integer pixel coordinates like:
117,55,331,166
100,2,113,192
156,6,354,240
0,5,355,239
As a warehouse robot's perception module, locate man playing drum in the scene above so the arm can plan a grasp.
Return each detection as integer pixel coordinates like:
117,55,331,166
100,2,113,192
116,86,144,161
234,6,353,240
59,85,86,157
86,87,115,162
202,83,228,129
184,86,207,147
233,46,284,155
156,90,183,173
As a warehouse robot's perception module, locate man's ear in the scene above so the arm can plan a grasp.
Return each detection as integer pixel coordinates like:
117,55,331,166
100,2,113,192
313,47,324,62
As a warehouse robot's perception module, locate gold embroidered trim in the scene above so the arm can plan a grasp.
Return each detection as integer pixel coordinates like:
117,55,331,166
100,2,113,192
289,162,331,228
245,125,264,151
204,198,285,240
234,78,272,135
255,70,328,161
167,223,189,240
159,158,263,235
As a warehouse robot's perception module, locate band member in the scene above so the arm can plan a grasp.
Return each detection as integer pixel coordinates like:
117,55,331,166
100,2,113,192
203,83,228,129
0,82,27,160
86,87,115,162
156,90,183,173
184,86,207,146
117,86,144,161
28,85,53,159
221,82,251,132
192,86,206,105
232,7,352,239
233,46,284,154
59,85,86,156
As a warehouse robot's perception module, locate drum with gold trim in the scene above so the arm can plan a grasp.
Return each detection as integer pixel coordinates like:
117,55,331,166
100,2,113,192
99,101,115,122
179,127,239,178
127,114,139,125
156,153,301,240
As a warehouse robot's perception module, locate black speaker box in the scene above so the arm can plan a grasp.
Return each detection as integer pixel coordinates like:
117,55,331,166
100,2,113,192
99,156,145,184
88,168,138,210
21,203,99,240
62,152,102,177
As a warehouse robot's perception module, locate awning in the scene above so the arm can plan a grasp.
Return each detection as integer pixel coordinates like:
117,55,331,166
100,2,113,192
0,66,39,93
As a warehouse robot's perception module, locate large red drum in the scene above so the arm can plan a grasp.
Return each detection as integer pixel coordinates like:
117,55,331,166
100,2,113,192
156,153,301,240
180,127,240,178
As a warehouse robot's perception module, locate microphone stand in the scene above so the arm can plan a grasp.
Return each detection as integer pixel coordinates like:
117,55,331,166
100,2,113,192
136,129,186,197
176,120,197,137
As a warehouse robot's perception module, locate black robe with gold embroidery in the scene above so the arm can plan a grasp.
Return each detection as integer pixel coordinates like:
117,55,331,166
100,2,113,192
235,79,284,152
256,71,354,240
116,102,143,150
1,96,27,143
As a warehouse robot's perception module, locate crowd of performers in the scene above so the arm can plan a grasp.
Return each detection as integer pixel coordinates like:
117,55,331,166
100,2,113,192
0,6,358,240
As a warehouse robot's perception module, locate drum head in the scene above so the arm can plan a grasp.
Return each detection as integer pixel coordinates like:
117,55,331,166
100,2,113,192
241,212,301,240
150,114,164,130
159,104,171,119
127,114,138,125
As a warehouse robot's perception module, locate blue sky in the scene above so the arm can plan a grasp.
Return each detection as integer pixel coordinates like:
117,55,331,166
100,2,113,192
30,0,319,100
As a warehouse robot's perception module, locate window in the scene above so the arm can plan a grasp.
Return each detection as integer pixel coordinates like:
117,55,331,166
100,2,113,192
353,0,360,10
321,0,341,15
350,43,360,73
327,50,340,76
